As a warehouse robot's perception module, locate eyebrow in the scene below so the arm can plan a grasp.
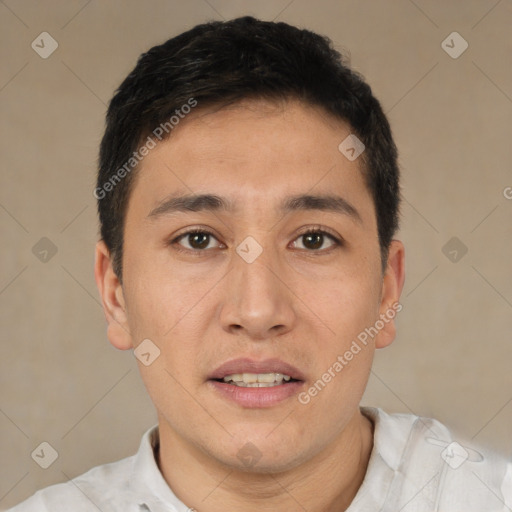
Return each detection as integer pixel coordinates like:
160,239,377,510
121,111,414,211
147,192,362,223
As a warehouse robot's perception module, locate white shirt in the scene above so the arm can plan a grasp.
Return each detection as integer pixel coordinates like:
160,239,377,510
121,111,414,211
8,407,512,511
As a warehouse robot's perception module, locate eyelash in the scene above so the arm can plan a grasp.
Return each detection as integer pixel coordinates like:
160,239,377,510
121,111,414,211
169,226,343,255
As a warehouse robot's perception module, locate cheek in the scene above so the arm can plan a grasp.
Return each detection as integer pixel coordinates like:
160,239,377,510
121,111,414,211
298,288,378,420
312,269,382,344
121,261,208,384
299,266,381,406
122,245,201,340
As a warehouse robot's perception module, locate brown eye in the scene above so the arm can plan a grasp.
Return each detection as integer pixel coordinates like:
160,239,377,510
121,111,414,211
174,230,220,251
302,232,324,250
292,230,340,251
186,232,211,249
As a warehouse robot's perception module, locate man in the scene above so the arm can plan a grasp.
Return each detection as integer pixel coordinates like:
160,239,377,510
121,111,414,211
10,15,511,512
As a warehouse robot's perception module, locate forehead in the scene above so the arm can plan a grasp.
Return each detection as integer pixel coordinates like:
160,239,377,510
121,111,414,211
128,98,375,225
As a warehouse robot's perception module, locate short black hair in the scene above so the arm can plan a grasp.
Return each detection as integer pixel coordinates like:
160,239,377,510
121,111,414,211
97,16,400,280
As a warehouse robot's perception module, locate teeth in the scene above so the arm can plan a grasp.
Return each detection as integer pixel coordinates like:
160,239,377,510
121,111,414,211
223,373,243,382
230,382,283,387
257,373,277,383
222,372,293,386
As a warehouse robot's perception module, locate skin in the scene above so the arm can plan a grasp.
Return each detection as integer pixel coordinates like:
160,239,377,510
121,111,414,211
95,98,405,512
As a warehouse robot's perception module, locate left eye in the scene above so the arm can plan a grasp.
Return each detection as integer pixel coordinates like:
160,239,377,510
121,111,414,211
291,230,339,251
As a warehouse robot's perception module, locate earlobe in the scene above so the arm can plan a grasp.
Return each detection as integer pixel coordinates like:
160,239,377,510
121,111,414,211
94,240,133,350
375,240,405,349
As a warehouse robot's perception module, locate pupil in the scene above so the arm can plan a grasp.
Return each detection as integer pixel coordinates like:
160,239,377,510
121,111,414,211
304,233,322,249
191,233,209,249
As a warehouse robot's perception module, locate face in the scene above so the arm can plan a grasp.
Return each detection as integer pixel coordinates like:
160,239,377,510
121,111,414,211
95,98,404,473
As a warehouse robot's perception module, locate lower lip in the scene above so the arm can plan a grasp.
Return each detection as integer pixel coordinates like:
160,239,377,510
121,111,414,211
208,380,304,408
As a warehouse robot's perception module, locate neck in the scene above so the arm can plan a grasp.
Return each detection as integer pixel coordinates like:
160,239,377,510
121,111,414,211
157,409,374,512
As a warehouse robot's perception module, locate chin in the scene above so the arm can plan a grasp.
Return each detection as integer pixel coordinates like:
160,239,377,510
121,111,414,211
229,452,304,475
209,433,310,475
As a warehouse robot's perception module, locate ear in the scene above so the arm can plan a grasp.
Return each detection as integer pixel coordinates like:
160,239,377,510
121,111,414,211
374,239,405,349
94,240,133,350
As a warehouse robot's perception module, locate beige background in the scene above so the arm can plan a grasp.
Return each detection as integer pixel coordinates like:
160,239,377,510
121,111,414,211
1,0,511,508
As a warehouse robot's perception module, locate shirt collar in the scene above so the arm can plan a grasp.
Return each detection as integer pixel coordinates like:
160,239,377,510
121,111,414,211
361,406,417,471
344,406,412,510
129,425,191,512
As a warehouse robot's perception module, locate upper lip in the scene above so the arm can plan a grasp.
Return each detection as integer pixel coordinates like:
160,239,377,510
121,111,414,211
209,358,306,381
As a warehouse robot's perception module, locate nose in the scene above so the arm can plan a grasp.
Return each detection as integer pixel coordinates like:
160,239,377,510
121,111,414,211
219,242,297,340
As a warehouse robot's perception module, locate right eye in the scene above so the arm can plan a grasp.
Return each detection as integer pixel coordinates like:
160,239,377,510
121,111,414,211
170,229,223,253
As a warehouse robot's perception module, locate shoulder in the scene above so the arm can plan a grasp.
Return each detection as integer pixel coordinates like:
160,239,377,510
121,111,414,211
363,407,512,510
7,425,162,512
6,455,137,512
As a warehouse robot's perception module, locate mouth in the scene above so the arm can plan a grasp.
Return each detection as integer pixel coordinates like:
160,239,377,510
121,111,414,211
207,358,306,408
